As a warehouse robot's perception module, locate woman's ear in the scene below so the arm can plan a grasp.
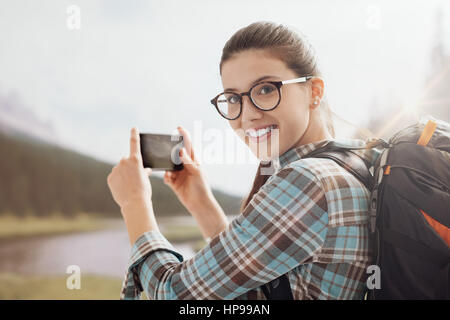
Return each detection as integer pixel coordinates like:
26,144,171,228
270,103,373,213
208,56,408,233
309,77,325,109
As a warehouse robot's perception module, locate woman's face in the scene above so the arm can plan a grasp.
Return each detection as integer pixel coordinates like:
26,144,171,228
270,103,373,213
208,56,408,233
221,49,317,161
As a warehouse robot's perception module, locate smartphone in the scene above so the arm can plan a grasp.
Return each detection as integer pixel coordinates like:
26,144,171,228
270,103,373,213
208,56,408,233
139,133,184,171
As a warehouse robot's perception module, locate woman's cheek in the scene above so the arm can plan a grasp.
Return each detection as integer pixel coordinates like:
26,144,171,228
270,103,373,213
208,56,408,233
231,125,246,143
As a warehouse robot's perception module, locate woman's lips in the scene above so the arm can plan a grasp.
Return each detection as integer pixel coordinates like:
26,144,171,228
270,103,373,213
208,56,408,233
245,124,278,143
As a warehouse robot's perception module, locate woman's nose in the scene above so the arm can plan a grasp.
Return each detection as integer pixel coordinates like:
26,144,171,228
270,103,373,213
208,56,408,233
241,95,263,122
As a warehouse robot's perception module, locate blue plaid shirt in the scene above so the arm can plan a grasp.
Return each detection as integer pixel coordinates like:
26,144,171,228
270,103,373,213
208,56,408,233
120,138,382,300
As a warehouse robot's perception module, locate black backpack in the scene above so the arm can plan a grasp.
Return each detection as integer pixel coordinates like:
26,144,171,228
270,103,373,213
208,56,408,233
261,115,450,300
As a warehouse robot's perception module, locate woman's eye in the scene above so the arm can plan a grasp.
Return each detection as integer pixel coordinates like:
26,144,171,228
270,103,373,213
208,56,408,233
259,85,275,95
228,96,239,104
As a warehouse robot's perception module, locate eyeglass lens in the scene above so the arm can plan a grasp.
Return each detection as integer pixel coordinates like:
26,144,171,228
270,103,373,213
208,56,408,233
215,82,279,120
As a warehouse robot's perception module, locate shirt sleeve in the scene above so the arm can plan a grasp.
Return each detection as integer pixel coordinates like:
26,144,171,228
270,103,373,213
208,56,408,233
120,163,329,300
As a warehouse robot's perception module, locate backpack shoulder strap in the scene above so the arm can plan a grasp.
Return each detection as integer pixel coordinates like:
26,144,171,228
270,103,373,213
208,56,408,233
305,150,374,190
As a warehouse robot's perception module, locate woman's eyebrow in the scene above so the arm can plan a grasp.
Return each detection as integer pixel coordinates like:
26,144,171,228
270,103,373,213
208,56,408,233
224,75,280,92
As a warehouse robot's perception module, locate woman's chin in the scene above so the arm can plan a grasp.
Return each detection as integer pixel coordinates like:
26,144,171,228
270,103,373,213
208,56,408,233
252,144,282,162
254,151,276,163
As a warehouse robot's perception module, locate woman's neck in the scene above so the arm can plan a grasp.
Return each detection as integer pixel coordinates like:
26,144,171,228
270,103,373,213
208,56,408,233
293,111,333,148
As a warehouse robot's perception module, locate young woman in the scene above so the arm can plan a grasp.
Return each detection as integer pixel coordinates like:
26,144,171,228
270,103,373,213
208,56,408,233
107,21,381,300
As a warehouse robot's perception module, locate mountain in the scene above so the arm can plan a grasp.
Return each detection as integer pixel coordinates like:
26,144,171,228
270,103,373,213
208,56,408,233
0,90,59,145
0,130,242,218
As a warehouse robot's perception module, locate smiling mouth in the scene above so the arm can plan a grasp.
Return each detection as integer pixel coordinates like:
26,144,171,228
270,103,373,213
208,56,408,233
245,124,278,142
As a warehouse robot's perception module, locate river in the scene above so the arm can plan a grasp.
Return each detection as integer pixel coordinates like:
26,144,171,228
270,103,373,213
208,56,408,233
0,217,197,279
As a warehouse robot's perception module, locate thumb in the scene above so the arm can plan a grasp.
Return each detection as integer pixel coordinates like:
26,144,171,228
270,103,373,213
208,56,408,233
180,147,198,173
144,167,152,176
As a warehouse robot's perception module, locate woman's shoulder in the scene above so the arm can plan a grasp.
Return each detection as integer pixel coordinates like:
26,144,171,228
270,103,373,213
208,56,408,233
284,156,364,185
282,157,371,227
273,137,380,188
269,154,368,193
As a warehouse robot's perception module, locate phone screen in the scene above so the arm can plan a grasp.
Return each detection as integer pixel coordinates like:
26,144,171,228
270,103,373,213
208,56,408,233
139,133,184,171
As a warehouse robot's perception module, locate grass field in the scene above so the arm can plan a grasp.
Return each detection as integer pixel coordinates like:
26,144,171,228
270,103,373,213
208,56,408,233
160,223,204,242
0,213,112,241
0,272,131,300
0,213,206,243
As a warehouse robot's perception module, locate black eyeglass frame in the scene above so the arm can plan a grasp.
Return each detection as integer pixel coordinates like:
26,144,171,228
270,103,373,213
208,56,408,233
210,75,313,120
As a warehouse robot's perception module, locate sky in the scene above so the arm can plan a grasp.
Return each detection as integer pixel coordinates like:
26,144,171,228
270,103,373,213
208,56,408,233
0,0,449,197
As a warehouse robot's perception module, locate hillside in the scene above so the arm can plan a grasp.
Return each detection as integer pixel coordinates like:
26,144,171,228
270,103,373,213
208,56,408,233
0,130,242,218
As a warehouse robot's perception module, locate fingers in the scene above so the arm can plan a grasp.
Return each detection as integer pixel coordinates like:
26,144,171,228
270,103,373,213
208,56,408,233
164,171,172,185
129,127,142,159
164,170,177,186
177,126,196,163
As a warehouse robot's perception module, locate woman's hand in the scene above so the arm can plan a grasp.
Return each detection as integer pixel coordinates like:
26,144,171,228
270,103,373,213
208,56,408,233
164,126,228,239
107,127,158,244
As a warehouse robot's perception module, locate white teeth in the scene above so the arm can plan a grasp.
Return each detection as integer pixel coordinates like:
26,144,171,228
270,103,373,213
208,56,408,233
246,125,276,138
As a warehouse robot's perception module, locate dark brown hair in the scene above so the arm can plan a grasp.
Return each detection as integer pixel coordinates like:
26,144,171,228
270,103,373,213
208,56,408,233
219,21,336,212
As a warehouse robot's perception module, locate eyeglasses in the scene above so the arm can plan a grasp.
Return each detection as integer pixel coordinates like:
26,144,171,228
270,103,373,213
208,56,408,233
210,76,313,120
